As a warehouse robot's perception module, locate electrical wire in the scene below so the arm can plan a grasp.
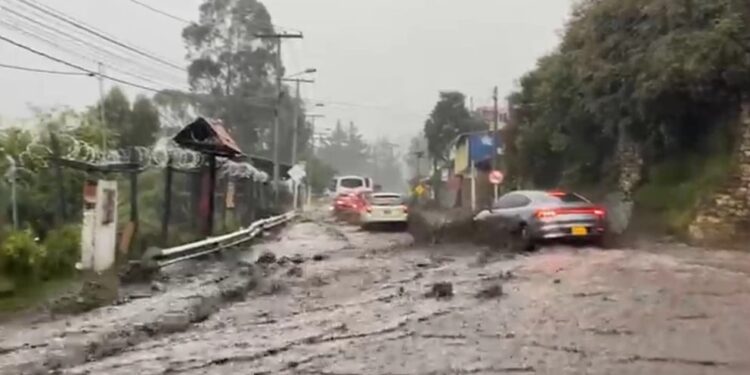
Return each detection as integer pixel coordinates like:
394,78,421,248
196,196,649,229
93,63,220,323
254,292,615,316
0,19,187,92
123,0,302,33
0,6,188,89
0,62,92,76
0,33,164,92
1,3,186,83
13,0,185,71
127,0,191,24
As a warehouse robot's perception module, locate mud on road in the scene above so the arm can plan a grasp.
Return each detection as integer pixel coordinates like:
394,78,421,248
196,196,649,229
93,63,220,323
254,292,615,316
2,218,750,374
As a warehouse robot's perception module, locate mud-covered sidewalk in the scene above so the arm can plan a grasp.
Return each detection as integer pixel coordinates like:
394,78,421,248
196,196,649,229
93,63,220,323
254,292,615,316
2,219,750,374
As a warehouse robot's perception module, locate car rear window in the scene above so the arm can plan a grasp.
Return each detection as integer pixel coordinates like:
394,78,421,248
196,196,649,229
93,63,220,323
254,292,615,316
340,178,364,188
545,192,589,203
371,194,403,206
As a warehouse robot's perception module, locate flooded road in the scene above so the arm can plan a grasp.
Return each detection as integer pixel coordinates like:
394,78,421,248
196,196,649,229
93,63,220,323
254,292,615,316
2,217,750,374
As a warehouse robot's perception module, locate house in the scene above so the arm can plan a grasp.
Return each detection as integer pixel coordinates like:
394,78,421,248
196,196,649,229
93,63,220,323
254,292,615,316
445,130,504,210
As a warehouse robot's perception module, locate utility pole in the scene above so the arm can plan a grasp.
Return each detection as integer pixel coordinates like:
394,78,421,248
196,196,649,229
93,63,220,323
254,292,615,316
305,114,325,206
283,78,315,166
256,32,304,203
492,86,499,172
98,62,107,152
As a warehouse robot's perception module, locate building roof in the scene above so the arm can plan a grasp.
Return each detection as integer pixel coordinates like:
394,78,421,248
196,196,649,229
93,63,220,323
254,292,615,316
173,117,244,159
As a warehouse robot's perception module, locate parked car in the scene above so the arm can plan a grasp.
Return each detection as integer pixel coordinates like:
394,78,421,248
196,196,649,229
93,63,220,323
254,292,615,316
473,190,607,250
360,193,409,230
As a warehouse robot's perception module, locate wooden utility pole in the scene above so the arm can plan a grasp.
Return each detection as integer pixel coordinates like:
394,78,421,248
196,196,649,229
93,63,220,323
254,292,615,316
492,86,499,172
284,78,315,166
492,86,500,200
255,32,304,204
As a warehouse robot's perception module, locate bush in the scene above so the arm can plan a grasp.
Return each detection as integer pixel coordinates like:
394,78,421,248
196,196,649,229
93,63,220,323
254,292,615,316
42,225,81,278
0,230,44,281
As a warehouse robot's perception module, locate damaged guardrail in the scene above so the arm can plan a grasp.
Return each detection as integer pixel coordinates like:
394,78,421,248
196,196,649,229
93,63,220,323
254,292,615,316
141,211,297,270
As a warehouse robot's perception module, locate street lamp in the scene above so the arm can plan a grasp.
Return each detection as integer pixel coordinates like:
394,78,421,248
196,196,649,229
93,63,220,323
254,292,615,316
286,68,317,79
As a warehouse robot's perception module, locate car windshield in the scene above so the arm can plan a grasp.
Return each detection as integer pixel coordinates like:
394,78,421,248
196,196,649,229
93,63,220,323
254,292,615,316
340,178,364,189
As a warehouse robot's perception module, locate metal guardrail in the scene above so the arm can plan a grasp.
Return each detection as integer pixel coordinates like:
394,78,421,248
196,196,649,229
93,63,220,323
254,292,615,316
142,211,297,269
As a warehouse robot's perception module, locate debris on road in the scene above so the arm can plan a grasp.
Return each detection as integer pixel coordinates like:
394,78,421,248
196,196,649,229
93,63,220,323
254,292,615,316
312,253,329,262
475,283,504,299
257,252,277,265
286,266,304,278
426,282,454,299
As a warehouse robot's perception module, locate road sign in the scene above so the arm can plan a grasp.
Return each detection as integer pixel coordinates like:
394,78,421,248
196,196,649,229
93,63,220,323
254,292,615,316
288,164,306,182
414,184,426,196
489,170,504,185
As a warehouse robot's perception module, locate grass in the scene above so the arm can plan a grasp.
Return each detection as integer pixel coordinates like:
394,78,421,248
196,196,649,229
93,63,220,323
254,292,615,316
634,152,732,236
0,275,80,320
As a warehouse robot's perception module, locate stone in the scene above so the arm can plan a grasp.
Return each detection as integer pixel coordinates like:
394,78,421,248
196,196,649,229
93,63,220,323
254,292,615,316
475,283,503,299
312,254,329,262
426,282,453,299
257,252,277,265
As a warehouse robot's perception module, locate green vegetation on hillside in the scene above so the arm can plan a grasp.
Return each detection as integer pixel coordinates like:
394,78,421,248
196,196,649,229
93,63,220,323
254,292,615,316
505,0,750,231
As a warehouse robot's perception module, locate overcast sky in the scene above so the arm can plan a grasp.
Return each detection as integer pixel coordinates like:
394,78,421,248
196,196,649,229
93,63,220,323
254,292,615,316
0,0,574,147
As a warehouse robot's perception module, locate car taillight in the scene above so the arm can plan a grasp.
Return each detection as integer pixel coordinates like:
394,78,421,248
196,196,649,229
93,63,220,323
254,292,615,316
535,209,557,219
536,207,607,219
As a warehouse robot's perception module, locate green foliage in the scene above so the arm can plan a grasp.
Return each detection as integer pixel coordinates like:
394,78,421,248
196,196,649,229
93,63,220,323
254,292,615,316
424,91,485,162
0,230,44,281
635,152,732,234
182,0,305,154
92,87,161,148
41,225,81,278
508,0,750,188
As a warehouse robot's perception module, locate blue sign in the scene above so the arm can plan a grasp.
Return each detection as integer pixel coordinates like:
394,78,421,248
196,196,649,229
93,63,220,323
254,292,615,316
468,133,498,162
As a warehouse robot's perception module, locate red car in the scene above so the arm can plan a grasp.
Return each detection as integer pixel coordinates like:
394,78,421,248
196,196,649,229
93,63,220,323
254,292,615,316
332,192,368,223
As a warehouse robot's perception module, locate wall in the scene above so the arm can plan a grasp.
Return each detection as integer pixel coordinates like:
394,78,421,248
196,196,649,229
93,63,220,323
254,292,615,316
688,102,750,246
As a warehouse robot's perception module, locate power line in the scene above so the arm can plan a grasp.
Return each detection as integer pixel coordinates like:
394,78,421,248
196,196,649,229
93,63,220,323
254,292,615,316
0,33,163,92
13,0,185,71
0,18,186,92
127,0,191,24
0,62,92,76
123,0,301,33
0,5,187,89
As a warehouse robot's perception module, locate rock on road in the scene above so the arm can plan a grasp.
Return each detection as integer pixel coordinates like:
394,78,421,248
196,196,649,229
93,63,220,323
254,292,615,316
2,219,750,374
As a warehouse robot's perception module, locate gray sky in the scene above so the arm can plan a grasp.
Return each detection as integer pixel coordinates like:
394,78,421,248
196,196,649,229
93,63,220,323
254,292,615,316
0,0,573,146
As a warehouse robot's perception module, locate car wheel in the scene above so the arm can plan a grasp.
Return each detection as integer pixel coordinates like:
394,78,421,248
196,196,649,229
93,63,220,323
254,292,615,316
510,224,535,252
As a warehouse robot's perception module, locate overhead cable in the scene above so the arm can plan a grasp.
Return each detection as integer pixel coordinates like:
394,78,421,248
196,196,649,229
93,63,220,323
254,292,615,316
14,0,185,71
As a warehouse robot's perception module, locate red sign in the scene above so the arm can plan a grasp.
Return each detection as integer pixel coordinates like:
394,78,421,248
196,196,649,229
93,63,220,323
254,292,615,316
489,170,504,185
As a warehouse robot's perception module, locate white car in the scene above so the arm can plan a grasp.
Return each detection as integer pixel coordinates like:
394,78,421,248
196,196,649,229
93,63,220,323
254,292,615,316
360,193,409,230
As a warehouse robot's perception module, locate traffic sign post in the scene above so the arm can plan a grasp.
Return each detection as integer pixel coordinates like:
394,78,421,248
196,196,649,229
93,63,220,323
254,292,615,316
489,170,504,185
489,170,504,201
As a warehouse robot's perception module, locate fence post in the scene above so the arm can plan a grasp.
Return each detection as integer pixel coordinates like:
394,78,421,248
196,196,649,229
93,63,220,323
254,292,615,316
129,147,139,224
207,155,217,236
49,132,67,224
161,156,173,246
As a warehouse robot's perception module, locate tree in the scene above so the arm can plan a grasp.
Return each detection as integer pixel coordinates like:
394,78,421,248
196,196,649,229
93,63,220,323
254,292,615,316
183,0,287,151
424,91,485,163
507,0,750,189
92,87,161,148
128,96,161,147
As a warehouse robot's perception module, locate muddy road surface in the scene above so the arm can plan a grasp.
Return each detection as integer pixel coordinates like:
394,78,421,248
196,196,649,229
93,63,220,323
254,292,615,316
2,218,750,374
